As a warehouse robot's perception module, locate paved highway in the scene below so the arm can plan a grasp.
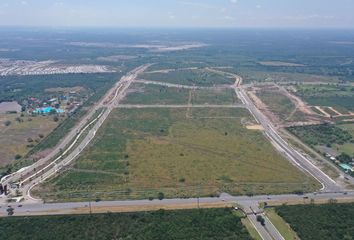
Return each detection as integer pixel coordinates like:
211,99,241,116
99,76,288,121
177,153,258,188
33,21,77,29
235,86,341,192
1,191,353,216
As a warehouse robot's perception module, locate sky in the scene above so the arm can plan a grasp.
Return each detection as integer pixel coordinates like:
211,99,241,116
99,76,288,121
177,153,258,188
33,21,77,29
0,0,353,28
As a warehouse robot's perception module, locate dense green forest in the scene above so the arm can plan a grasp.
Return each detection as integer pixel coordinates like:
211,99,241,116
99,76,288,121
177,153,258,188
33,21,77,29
0,208,252,240
276,203,354,240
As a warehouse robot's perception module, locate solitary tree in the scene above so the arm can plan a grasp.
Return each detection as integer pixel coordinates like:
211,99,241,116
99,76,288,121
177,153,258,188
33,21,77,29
4,120,11,127
158,192,165,200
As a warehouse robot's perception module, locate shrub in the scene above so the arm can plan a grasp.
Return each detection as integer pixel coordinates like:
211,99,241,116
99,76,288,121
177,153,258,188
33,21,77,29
157,192,165,200
256,215,265,226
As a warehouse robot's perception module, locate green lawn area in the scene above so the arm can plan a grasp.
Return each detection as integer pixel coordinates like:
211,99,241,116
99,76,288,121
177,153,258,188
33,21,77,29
140,69,235,86
36,108,320,202
276,203,354,240
0,208,252,240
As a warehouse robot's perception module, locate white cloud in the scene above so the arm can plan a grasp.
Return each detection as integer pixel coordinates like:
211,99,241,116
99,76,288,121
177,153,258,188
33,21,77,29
54,2,64,7
224,15,235,21
178,1,221,11
230,0,238,4
168,12,176,20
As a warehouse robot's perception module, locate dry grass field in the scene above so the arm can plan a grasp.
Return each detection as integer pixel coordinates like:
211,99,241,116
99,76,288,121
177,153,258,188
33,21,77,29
36,108,320,202
0,113,58,167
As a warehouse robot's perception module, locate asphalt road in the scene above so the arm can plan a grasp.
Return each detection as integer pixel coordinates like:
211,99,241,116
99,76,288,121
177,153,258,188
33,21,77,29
235,86,341,192
1,191,353,216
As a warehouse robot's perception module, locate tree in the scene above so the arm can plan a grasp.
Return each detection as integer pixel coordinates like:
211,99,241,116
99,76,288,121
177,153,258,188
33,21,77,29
49,109,57,115
14,154,22,160
15,117,23,123
158,192,165,200
337,153,352,164
6,207,14,216
256,215,266,226
53,116,59,122
4,120,11,127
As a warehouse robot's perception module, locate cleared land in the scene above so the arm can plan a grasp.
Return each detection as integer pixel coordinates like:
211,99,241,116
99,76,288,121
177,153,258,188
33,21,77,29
276,203,354,240
36,108,319,202
139,69,235,86
0,208,252,240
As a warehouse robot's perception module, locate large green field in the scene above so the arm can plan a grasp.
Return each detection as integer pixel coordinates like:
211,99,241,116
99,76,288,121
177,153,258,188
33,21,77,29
275,203,354,240
122,83,239,105
191,88,240,105
0,208,252,240
140,69,235,86
36,107,320,202
122,83,190,104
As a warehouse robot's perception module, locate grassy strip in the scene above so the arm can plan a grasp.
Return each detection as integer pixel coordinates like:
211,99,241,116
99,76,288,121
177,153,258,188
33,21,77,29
265,208,299,240
241,218,262,240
